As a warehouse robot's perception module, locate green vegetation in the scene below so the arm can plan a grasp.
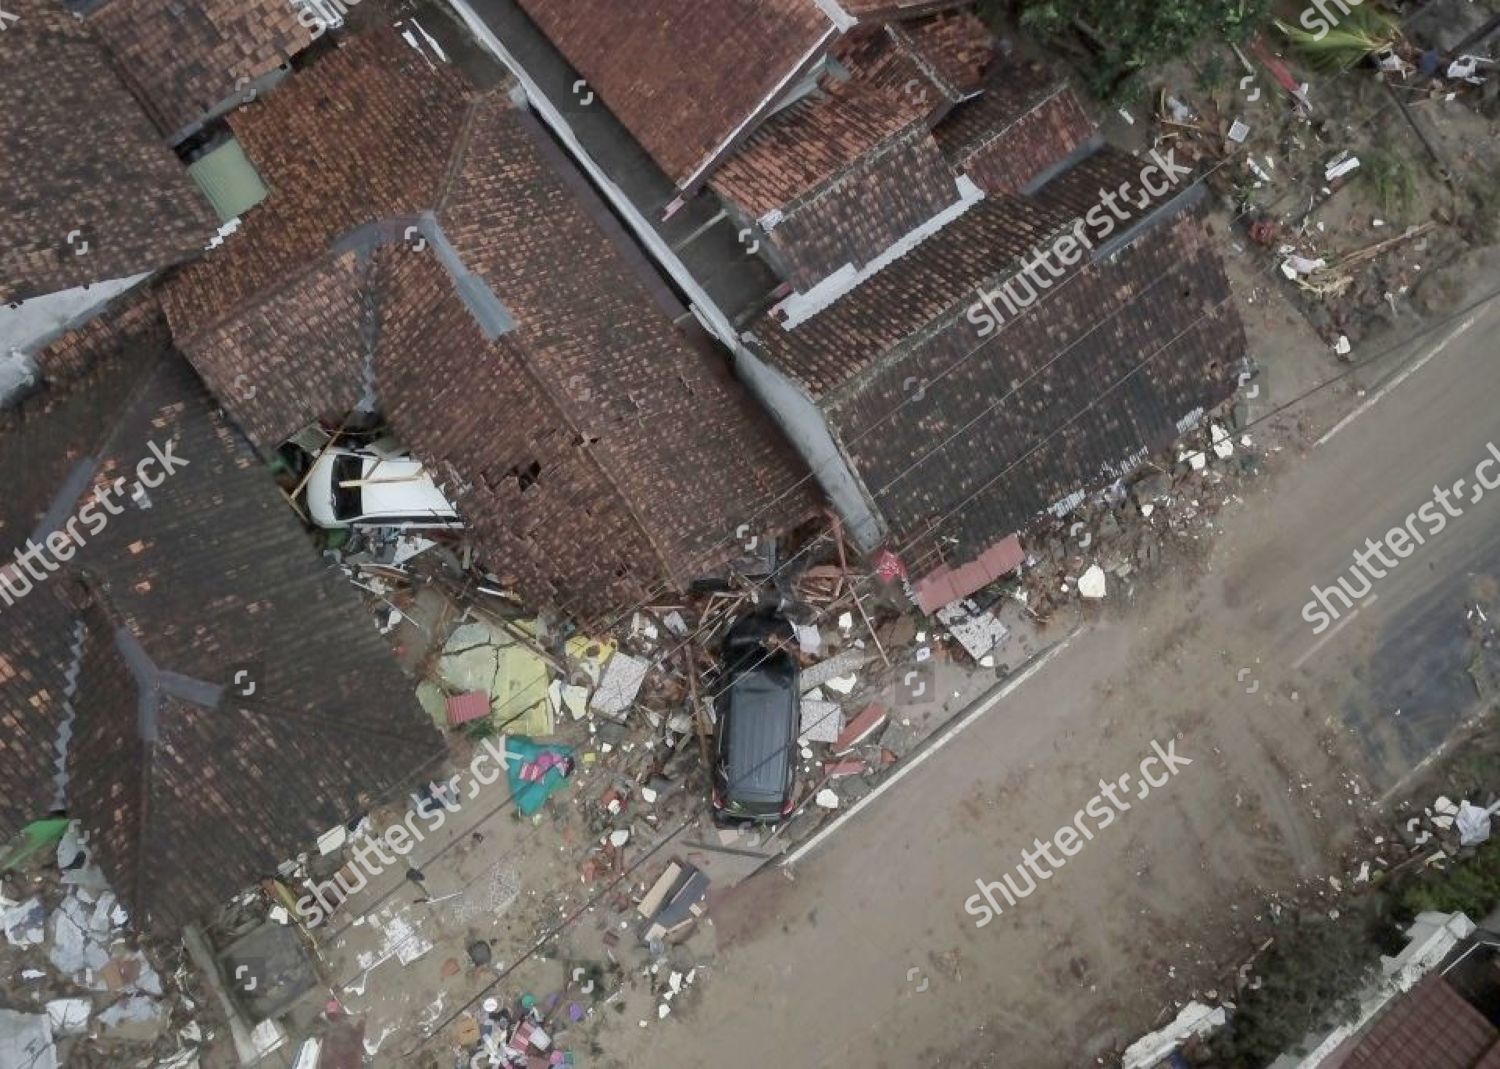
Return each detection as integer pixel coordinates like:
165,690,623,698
1002,0,1270,98
1362,145,1420,219
1275,7,1404,72
1396,846,1500,919
1196,52,1232,96
1209,911,1383,1068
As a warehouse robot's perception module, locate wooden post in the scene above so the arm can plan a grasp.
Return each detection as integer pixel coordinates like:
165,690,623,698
683,646,713,773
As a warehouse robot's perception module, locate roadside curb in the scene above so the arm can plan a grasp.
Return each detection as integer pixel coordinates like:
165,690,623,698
777,630,1079,872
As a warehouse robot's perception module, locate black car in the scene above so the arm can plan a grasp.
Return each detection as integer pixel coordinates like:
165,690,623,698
711,613,801,824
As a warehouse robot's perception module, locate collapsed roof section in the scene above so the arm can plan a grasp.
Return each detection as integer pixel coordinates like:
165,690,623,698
162,31,820,618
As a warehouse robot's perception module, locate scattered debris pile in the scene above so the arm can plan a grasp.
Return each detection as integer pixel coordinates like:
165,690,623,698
1144,18,1496,358
449,987,581,1067
0,822,212,1067
1007,414,1272,621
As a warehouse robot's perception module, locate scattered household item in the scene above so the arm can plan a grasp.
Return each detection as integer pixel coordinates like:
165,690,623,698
638,861,710,943
591,651,651,722
1078,565,1108,600
504,737,576,816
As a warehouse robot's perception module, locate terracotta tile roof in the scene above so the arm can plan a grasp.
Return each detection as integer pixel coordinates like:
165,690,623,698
757,148,1157,394
0,0,217,303
0,348,445,934
760,128,961,291
833,22,933,94
884,9,996,99
0,586,81,836
913,533,1023,612
164,31,819,617
937,68,1097,194
178,250,375,449
378,102,820,613
31,286,168,387
161,36,469,337
1344,976,1498,1069
712,76,925,221
711,70,960,291
751,147,1243,559
0,291,166,561
515,0,836,186
91,0,313,139
830,212,1242,560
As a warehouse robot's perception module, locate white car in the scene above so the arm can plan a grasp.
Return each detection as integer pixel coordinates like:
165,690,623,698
304,447,462,529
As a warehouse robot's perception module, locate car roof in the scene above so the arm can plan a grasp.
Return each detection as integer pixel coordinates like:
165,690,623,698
348,454,456,519
724,652,797,801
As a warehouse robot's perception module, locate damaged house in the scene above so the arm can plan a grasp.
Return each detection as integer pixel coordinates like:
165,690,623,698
512,1,1247,608
0,0,311,394
160,30,821,620
0,297,446,934
0,0,217,374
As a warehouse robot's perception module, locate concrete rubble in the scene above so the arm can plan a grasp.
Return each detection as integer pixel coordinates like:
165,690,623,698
0,821,213,1066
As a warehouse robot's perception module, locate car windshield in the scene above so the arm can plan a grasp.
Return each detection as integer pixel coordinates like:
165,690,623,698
331,454,363,521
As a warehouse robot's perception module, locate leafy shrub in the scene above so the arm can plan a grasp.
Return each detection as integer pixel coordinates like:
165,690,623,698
1209,912,1382,1068
1006,0,1271,98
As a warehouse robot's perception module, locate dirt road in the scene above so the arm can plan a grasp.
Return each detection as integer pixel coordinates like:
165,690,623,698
593,293,1500,1066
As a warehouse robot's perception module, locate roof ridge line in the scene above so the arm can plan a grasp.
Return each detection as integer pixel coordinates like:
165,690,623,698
884,21,961,102
434,92,490,216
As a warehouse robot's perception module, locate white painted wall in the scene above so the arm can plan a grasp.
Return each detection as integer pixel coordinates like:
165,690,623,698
1,274,151,359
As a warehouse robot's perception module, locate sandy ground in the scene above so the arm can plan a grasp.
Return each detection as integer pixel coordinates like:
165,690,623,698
576,272,1500,1067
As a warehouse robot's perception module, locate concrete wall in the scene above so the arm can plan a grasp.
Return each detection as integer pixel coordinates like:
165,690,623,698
734,345,884,550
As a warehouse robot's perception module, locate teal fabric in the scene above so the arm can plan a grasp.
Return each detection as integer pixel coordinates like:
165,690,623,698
504,736,575,816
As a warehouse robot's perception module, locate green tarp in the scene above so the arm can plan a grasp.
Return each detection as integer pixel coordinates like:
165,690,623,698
0,817,70,871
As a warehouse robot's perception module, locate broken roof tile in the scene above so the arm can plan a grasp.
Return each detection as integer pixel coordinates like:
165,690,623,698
163,31,820,620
